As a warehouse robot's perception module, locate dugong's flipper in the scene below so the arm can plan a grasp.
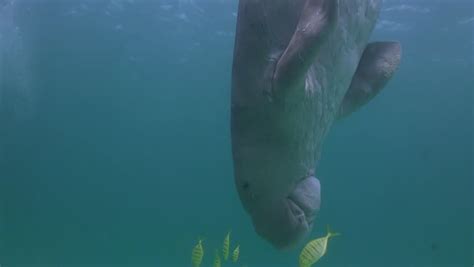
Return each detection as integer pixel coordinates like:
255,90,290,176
272,0,338,96
338,41,402,118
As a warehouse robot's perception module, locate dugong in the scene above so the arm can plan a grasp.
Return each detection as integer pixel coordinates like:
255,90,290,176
230,0,401,249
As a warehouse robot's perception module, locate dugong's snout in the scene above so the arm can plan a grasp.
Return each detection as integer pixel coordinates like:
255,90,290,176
248,176,321,249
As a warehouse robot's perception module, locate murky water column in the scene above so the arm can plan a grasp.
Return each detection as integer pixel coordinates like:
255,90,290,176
1,1,36,263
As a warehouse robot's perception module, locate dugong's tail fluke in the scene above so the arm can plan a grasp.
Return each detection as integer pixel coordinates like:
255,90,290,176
272,0,338,97
337,41,402,119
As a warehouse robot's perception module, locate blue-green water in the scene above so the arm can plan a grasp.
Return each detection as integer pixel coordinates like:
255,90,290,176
0,0,472,266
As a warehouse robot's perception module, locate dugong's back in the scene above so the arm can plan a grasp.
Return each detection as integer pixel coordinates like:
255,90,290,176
230,0,400,249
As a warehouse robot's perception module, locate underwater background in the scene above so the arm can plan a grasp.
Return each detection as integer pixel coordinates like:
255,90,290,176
0,0,472,266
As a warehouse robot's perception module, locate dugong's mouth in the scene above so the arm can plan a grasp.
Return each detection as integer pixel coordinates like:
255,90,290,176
251,176,321,249
287,194,315,227
288,176,321,225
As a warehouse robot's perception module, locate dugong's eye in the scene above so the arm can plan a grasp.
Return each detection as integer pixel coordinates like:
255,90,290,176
242,182,250,190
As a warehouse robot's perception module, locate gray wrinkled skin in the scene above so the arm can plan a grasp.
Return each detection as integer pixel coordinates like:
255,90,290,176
231,0,400,249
